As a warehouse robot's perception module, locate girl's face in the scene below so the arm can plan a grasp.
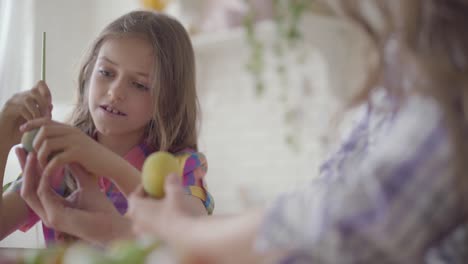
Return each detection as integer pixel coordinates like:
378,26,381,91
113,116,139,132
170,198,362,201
88,36,155,140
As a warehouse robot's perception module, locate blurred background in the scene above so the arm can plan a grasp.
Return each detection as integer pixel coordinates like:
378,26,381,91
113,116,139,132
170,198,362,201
0,0,369,248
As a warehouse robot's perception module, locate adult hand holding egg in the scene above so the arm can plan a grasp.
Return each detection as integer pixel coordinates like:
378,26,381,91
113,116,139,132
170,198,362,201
141,151,187,198
127,151,194,239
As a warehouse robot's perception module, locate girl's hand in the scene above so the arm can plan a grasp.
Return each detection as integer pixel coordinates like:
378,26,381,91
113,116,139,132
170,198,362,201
19,117,141,196
19,118,109,179
17,150,132,245
0,81,52,146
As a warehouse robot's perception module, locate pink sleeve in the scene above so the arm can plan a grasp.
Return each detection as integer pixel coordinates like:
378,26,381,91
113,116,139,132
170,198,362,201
176,150,214,214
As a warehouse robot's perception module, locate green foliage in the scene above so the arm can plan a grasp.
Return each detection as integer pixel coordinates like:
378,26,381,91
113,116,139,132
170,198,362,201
243,0,311,97
243,0,312,149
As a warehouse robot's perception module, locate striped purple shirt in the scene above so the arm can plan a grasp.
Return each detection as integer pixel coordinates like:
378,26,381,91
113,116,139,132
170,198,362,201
256,91,467,263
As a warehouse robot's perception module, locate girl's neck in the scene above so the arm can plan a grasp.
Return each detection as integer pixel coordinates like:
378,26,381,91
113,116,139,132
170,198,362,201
97,132,144,157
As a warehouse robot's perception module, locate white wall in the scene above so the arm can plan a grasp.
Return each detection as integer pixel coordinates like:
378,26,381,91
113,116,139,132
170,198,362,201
0,0,35,106
194,15,368,212
30,0,96,101
1,1,369,248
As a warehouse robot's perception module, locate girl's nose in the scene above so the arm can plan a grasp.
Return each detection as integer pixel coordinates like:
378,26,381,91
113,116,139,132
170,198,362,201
107,79,126,102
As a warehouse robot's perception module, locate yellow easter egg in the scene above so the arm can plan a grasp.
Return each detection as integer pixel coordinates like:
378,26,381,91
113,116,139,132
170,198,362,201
141,0,169,11
21,128,39,152
142,151,181,198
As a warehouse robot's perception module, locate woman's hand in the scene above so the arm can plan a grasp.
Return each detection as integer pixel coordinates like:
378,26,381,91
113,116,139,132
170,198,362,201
128,175,222,263
127,174,189,241
16,148,133,245
0,81,52,147
128,174,272,264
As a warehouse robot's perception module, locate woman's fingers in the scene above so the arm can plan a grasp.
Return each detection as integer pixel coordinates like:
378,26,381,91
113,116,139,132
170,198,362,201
131,185,147,198
127,196,162,235
19,153,47,223
37,164,68,230
165,173,184,202
127,188,150,218
15,147,27,170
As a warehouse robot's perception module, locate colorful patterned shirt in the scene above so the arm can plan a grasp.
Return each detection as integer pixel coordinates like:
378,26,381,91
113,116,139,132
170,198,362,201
7,143,214,246
256,91,468,263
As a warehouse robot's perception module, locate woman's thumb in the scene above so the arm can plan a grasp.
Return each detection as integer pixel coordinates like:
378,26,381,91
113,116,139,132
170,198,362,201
165,173,183,196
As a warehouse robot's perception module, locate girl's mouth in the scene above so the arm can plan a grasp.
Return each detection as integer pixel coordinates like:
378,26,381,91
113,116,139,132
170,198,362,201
100,105,127,116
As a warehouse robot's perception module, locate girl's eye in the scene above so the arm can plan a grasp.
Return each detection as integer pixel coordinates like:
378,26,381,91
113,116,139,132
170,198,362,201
133,82,149,91
98,69,112,77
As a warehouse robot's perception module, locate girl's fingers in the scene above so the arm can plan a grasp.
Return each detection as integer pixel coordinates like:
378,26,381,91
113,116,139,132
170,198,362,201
43,151,73,178
36,81,52,103
33,124,73,153
48,104,53,117
30,91,49,117
19,117,53,132
32,81,52,117
35,135,71,169
20,153,47,222
20,108,34,122
24,96,41,119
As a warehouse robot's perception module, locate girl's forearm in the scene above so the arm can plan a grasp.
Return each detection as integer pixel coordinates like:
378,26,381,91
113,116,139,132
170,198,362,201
82,143,139,196
102,154,140,197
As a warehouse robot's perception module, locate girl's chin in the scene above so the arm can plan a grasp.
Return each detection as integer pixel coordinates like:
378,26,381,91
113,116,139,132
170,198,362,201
94,124,123,137
94,125,145,139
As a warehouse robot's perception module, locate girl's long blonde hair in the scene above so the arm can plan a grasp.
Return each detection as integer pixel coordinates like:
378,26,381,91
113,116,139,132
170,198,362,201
325,0,468,210
69,11,199,152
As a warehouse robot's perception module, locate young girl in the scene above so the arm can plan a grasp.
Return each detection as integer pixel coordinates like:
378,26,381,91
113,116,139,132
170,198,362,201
0,10,213,246
128,0,468,263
